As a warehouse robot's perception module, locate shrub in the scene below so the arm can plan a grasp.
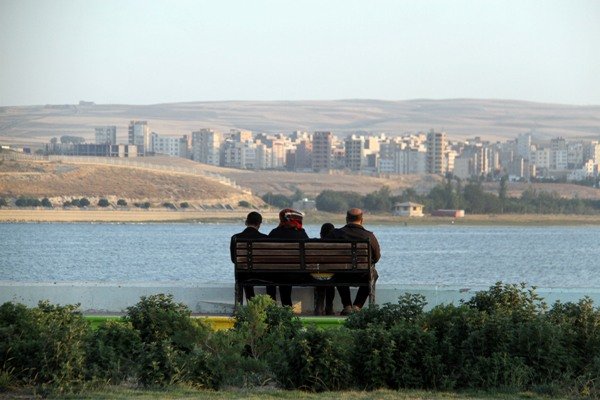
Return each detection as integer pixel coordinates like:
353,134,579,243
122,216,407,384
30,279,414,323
345,293,427,330
350,325,396,389
179,202,190,209
238,200,251,208
15,196,41,207
41,197,52,207
0,197,7,207
70,199,81,207
79,198,90,207
163,202,176,210
274,326,353,391
116,199,127,206
97,198,110,207
124,294,211,387
85,320,141,384
0,301,89,393
463,282,547,320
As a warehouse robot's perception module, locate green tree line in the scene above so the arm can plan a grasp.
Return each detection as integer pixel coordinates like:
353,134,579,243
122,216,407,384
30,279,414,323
260,177,600,214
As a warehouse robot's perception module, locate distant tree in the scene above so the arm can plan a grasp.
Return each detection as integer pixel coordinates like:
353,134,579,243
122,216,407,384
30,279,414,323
79,198,90,207
98,198,110,207
498,175,508,213
141,202,151,209
117,199,128,206
15,196,41,207
363,186,392,212
70,198,81,207
238,200,251,208
291,188,305,202
179,202,190,209
0,197,7,207
315,190,362,213
163,202,176,210
63,200,72,207
261,192,292,208
41,197,52,208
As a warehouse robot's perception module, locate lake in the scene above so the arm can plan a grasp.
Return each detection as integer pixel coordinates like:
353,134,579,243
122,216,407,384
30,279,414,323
1,223,598,288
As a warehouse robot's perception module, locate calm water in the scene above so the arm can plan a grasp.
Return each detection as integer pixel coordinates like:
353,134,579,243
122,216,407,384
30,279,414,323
1,223,599,288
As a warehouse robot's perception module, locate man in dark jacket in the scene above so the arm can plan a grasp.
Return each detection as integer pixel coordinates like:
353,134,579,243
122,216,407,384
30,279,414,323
230,211,275,302
327,208,380,314
268,208,309,307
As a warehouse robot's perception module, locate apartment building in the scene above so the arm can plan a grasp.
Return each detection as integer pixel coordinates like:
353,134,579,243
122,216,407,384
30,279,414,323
192,129,222,166
312,131,332,171
151,133,189,158
128,121,150,155
95,126,117,145
426,130,447,175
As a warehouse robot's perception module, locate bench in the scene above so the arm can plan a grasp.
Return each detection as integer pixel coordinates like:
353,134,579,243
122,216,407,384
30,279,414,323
232,238,375,309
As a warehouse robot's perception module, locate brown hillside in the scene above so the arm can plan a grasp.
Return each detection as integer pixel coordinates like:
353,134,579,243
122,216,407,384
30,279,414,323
0,158,261,206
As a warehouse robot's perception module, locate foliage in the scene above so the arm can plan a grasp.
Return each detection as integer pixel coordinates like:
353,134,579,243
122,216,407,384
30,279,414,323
0,197,7,207
97,198,110,207
3,284,600,396
261,192,292,208
315,190,363,213
124,294,211,387
116,199,127,206
79,198,90,207
15,196,41,207
134,202,151,209
0,301,89,394
85,321,141,384
163,202,176,210
179,202,189,208
41,197,52,208
238,200,251,208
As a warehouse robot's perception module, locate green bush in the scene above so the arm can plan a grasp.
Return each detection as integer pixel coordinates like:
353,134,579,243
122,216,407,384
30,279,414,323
79,198,90,207
0,197,8,207
0,301,89,393
238,200,251,208
179,202,190,209
163,202,176,210
345,293,427,330
97,198,110,207
15,196,41,207
124,294,211,387
85,320,141,384
117,199,127,206
275,326,353,391
41,197,52,207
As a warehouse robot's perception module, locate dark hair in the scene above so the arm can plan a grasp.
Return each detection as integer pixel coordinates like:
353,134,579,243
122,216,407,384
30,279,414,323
245,211,262,226
320,222,335,238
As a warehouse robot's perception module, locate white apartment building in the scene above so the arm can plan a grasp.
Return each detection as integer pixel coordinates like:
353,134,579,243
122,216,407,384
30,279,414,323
192,129,222,166
95,126,117,145
532,148,551,170
128,121,150,155
345,135,365,171
151,133,188,158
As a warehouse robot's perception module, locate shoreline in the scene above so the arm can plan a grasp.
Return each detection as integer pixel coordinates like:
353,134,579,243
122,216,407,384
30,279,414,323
2,208,600,225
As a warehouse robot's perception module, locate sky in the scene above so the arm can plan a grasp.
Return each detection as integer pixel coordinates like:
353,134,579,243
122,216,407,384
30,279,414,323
1,0,599,106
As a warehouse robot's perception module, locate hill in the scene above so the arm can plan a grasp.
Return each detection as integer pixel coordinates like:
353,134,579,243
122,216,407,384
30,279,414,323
1,99,599,146
0,156,261,208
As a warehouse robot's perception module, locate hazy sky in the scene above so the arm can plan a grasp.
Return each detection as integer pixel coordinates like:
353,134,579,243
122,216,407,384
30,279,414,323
1,0,599,106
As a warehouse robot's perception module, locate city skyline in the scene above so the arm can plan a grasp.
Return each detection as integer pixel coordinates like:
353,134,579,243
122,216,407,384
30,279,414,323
1,0,599,106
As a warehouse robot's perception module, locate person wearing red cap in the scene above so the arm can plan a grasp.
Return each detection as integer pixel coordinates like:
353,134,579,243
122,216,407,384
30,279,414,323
268,208,309,307
326,208,380,315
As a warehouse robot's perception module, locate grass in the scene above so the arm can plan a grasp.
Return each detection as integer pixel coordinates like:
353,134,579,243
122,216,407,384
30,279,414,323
0,386,568,400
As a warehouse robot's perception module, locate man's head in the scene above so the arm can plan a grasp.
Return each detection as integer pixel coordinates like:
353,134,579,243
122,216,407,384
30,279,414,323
346,208,364,225
245,211,263,228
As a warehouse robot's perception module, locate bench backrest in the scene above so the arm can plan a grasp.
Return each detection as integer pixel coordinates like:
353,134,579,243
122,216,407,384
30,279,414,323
234,238,372,271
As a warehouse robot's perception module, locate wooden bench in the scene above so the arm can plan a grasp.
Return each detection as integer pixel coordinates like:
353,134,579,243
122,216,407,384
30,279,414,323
232,238,375,308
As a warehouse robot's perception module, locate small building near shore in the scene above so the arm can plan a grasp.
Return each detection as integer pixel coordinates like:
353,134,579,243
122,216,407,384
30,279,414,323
393,202,424,217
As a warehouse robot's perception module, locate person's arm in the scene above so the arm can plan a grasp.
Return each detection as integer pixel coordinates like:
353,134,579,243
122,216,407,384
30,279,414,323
370,233,381,264
230,235,236,264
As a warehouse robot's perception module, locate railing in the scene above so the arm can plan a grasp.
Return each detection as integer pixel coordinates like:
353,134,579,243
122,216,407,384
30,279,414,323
0,152,252,194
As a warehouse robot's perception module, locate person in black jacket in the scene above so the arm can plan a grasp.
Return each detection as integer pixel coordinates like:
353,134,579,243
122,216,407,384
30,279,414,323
268,208,309,307
230,211,275,302
315,222,336,315
326,208,380,315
